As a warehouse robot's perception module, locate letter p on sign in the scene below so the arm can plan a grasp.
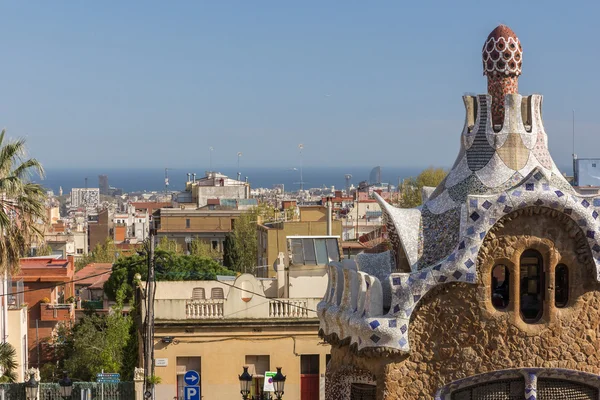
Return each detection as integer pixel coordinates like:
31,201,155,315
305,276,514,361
184,386,200,400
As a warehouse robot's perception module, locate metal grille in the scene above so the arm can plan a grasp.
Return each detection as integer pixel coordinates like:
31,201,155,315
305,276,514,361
451,379,524,400
538,378,598,400
350,383,376,400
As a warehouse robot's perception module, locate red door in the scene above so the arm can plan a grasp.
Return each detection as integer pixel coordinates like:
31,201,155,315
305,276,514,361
301,374,319,400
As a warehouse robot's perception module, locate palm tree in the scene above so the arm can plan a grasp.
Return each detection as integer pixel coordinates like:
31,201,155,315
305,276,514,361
0,342,17,383
0,129,46,274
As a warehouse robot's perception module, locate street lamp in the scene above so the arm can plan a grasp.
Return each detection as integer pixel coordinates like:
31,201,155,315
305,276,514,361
272,367,286,400
58,371,73,398
24,372,39,400
238,366,252,400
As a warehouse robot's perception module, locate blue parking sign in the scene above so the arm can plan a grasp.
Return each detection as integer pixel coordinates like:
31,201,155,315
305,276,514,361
184,386,200,400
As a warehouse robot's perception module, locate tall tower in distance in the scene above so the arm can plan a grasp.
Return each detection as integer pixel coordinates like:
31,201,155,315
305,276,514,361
98,174,109,195
482,25,522,127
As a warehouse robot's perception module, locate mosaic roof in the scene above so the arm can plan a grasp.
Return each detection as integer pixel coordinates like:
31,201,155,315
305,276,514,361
483,24,522,77
318,25,600,354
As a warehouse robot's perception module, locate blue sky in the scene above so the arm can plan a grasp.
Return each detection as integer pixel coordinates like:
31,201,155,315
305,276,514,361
0,1,598,171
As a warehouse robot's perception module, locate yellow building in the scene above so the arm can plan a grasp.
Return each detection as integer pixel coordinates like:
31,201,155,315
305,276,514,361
145,273,330,400
154,208,244,253
257,206,343,275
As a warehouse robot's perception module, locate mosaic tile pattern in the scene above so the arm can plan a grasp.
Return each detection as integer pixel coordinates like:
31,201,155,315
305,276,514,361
319,27,600,354
434,368,600,400
319,171,600,353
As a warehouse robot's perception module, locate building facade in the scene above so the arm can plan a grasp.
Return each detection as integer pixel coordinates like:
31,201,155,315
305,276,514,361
146,274,330,400
319,26,600,399
16,257,75,369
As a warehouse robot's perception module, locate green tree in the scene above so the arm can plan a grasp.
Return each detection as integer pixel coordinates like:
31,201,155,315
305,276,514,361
34,243,53,257
157,236,181,253
0,130,46,274
103,248,235,303
229,210,258,273
63,307,133,381
223,234,240,270
399,167,447,208
75,237,119,271
0,342,17,383
190,238,220,259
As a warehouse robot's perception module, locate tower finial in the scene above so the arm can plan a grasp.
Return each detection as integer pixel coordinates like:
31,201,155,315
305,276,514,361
482,25,522,126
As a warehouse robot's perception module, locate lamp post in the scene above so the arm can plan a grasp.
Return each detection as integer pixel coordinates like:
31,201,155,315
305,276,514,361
24,372,39,400
58,371,73,399
239,366,252,400
272,367,286,400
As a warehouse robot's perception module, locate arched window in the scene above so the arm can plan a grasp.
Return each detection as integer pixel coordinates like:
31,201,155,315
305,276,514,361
491,265,510,309
555,264,569,308
211,287,225,300
520,250,544,322
192,287,205,300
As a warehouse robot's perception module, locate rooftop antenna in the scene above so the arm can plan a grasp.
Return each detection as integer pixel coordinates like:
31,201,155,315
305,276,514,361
345,174,353,195
84,177,88,189
572,109,578,185
298,144,304,192
209,147,214,172
164,168,169,195
237,152,243,180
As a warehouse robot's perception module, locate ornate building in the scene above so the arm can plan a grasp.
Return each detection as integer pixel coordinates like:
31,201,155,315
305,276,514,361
318,25,600,399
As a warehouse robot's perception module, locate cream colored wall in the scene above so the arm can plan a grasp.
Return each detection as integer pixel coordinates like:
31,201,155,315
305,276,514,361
151,276,320,320
153,332,329,400
8,307,27,382
154,281,232,300
289,267,328,299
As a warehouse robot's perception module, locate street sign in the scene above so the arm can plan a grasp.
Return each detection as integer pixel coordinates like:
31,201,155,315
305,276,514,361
97,373,120,383
263,371,276,392
184,386,200,400
184,370,200,386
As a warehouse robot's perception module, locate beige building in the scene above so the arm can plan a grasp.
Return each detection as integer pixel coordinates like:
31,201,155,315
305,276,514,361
154,208,245,254
257,206,343,276
144,235,338,400
7,305,28,381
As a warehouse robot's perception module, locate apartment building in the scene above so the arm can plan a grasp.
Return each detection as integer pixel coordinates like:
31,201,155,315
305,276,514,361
15,257,75,369
143,235,338,400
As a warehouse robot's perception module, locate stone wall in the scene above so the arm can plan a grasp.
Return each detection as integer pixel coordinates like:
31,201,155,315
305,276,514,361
326,207,600,399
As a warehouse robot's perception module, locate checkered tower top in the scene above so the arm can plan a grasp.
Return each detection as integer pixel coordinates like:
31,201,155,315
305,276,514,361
482,25,522,78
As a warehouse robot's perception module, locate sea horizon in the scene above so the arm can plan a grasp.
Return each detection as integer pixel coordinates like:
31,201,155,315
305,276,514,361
36,164,574,194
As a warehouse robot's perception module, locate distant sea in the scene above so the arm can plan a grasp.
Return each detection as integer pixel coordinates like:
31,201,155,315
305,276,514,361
37,166,427,194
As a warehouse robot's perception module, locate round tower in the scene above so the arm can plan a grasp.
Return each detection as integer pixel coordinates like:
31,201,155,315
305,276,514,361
482,25,522,127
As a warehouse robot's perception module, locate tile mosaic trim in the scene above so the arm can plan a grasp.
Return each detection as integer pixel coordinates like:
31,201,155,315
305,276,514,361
319,172,600,353
434,368,600,400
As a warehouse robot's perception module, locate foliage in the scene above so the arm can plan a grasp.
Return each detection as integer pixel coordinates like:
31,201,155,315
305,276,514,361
399,167,448,208
34,243,53,257
147,375,162,384
103,247,235,302
40,297,50,303
228,210,258,273
63,306,133,381
157,236,181,253
39,362,60,383
0,342,17,383
75,237,119,271
190,238,221,259
0,130,47,274
223,234,240,270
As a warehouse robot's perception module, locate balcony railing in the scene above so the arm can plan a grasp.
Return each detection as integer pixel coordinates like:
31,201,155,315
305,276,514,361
269,299,310,318
40,303,74,321
155,297,320,321
185,299,224,319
